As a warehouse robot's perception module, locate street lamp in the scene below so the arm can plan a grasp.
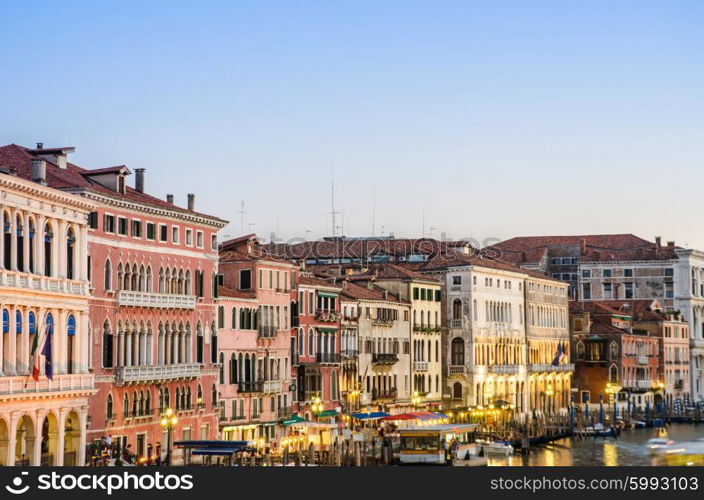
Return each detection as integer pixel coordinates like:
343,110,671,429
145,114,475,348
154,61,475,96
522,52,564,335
605,383,622,423
311,396,323,419
160,408,178,466
411,391,422,409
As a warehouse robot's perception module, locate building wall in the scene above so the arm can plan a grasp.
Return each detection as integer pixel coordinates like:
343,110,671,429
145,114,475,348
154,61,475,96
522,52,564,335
0,173,95,466
85,199,222,464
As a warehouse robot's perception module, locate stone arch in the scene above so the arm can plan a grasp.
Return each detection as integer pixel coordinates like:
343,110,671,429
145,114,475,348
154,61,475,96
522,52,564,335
14,413,36,465
63,410,81,466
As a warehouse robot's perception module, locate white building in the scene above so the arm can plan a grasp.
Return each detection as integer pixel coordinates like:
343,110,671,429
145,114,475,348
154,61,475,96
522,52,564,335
0,168,95,465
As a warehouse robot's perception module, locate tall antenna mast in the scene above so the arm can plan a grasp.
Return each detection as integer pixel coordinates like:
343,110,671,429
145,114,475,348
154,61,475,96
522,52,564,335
331,169,337,238
422,210,425,238
238,200,246,234
372,186,376,237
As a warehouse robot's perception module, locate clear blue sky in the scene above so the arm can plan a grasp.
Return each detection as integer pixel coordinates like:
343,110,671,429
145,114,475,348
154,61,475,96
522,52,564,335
2,1,703,247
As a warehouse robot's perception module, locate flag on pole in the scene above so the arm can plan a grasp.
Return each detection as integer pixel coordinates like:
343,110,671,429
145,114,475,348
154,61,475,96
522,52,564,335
552,344,565,366
30,329,40,381
42,329,53,381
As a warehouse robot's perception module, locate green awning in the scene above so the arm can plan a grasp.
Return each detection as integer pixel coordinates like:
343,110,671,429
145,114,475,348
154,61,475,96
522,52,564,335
316,327,338,333
318,292,338,298
317,410,339,418
282,415,308,426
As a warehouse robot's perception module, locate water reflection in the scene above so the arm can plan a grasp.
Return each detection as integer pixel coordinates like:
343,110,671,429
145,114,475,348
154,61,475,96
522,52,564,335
486,423,704,466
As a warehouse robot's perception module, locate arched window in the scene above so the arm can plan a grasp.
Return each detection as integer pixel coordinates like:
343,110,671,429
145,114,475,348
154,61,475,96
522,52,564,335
45,312,53,334
452,299,462,320
210,324,218,363
451,337,465,366
123,393,129,418
66,227,76,280
15,310,22,334
331,372,338,400
28,311,36,335
229,354,237,384
219,352,225,384
211,384,217,407
196,327,203,363
44,223,54,276
145,391,152,413
197,385,203,407
231,307,237,329
106,394,114,420
218,306,225,329
67,314,76,374
2,309,8,334
308,329,314,355
2,212,10,269
103,320,113,368
104,259,112,291
146,266,153,292
453,382,463,399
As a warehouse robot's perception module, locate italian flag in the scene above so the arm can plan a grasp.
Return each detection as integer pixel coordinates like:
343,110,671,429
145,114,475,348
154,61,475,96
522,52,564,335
30,332,40,381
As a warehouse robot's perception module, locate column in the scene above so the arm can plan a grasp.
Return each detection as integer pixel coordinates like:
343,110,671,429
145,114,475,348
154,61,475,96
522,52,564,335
18,307,29,375
56,309,66,375
6,414,18,466
172,333,178,364
22,212,30,273
80,312,90,372
32,413,43,466
57,220,67,279
79,226,89,282
10,209,17,271
55,410,66,466
77,408,87,466
125,331,132,367
179,331,186,364
117,331,124,367
7,306,17,376
0,209,4,270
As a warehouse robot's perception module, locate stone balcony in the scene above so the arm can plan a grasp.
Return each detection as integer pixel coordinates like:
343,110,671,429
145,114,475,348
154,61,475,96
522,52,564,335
263,380,282,393
0,269,88,295
116,290,196,309
489,365,520,375
449,365,466,375
115,363,201,385
0,373,94,396
414,361,429,372
637,356,649,365
527,363,575,373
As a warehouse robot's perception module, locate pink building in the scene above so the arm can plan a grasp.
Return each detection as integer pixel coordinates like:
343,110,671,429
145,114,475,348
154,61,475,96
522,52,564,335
292,273,342,419
217,235,294,443
0,143,228,463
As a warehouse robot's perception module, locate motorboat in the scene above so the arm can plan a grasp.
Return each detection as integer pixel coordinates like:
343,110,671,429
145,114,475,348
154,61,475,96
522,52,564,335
646,437,674,455
478,439,514,456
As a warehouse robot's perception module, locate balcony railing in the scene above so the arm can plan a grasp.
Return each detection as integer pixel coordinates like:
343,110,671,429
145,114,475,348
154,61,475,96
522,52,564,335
0,269,88,296
674,380,685,390
277,406,293,418
372,353,399,365
414,361,429,372
341,349,358,359
314,310,340,322
489,365,519,375
316,353,342,364
450,319,462,328
449,365,466,375
528,363,575,373
637,356,649,365
372,388,397,400
238,381,264,393
115,363,200,385
636,380,653,389
257,325,276,338
371,319,394,327
263,380,281,393
116,290,196,309
0,373,94,395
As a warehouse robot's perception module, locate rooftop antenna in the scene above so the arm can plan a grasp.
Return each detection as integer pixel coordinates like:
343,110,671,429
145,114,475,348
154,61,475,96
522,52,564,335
422,210,425,238
372,186,376,237
429,226,437,239
330,168,339,238
237,200,246,235
305,229,312,240
381,225,386,236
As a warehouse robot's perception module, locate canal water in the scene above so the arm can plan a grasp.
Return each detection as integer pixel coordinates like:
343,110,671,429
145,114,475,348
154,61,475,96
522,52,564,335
487,424,704,466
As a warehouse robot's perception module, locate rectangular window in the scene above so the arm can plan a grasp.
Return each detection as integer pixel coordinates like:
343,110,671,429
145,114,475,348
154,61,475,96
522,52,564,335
240,270,252,290
196,231,204,248
603,283,613,299
664,268,674,277
582,270,591,278
103,214,115,233
665,282,674,298
172,226,179,244
211,234,217,251
624,268,634,277
88,211,99,229
452,276,461,285
185,228,193,246
131,220,142,238
603,269,612,278
434,290,441,302
582,283,591,300
413,287,419,300
146,222,156,240
117,217,128,236
624,282,634,299
159,224,168,242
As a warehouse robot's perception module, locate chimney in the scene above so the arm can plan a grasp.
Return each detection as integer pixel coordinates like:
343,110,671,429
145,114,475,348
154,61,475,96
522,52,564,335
31,158,47,185
581,238,587,254
667,241,675,247
187,193,195,211
36,142,44,150
134,168,145,193
383,290,388,300
166,194,174,204
655,236,662,248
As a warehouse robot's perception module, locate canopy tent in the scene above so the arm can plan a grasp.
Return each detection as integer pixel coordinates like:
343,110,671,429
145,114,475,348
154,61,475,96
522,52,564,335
351,411,389,420
380,411,448,422
317,409,339,418
282,415,308,426
191,448,244,456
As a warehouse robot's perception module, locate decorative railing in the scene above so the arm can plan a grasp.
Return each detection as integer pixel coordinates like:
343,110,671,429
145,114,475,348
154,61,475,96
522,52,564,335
257,325,276,338
0,373,94,395
316,353,342,364
341,349,359,358
238,381,264,393
263,380,282,393
0,269,88,296
372,353,399,365
450,319,462,328
315,310,340,322
489,365,520,375
449,365,466,374
371,319,394,327
115,363,200,384
372,388,398,400
527,363,575,373
637,356,649,365
116,290,195,309
414,361,429,372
